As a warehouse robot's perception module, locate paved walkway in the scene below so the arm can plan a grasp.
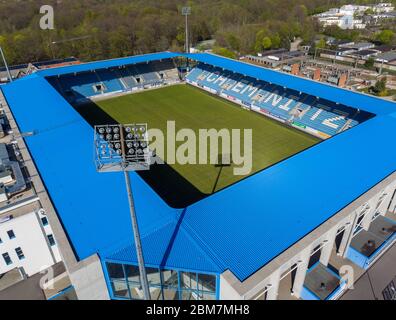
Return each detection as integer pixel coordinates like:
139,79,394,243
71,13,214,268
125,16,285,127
341,242,396,300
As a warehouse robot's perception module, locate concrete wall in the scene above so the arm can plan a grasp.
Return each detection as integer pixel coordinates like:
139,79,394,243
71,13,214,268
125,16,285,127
219,272,243,300
68,255,110,300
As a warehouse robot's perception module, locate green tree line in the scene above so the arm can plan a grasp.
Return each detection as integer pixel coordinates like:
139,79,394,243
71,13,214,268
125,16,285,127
0,0,395,65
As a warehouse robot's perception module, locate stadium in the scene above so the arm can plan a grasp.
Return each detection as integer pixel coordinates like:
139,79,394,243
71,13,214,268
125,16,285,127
1,51,396,300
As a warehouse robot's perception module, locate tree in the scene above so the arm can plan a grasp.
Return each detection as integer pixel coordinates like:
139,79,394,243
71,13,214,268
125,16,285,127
0,0,377,65
226,33,241,52
270,34,281,49
254,29,272,53
212,47,236,59
376,30,395,45
371,77,388,96
316,38,327,49
262,37,272,50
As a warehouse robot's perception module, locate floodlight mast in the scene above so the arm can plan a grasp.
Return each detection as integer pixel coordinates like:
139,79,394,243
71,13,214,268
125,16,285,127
182,7,191,54
123,166,151,300
94,124,151,300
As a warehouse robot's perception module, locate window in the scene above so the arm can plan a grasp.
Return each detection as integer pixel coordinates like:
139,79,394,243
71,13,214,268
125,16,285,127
146,267,161,286
181,272,197,291
47,234,56,246
107,262,125,281
354,212,366,235
161,269,178,288
15,247,25,260
106,262,218,301
128,283,145,300
2,252,12,265
149,287,163,301
110,280,130,299
198,274,216,292
162,287,179,300
7,230,15,239
357,214,365,226
41,217,49,226
180,272,217,300
124,264,140,284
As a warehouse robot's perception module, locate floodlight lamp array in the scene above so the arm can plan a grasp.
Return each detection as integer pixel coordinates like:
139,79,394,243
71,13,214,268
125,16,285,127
94,124,150,172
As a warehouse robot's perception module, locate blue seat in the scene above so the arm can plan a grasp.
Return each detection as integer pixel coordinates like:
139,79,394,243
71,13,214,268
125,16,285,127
116,67,137,89
95,69,124,92
134,63,160,83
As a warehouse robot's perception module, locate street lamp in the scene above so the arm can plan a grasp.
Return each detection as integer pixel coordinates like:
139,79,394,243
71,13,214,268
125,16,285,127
0,46,13,82
94,123,151,300
182,7,191,54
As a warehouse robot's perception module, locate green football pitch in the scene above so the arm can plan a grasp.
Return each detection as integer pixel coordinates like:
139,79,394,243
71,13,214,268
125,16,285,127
76,84,319,207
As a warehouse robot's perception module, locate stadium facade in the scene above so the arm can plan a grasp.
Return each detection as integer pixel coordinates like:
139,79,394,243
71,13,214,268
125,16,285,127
0,52,396,300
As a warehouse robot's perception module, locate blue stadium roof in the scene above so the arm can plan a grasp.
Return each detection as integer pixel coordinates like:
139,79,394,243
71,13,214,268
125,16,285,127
36,51,180,77
2,52,396,281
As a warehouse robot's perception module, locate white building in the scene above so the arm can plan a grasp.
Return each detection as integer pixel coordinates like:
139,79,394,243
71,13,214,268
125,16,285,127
317,14,366,29
373,3,394,13
0,102,63,287
0,209,61,277
315,3,395,29
339,5,370,15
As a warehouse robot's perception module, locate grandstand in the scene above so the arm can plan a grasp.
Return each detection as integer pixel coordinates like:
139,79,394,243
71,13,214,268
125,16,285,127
47,57,373,140
2,51,396,301
185,63,373,138
48,58,180,104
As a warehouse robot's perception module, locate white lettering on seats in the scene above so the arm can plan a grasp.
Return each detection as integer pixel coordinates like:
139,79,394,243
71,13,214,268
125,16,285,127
206,72,220,82
323,116,345,129
265,92,284,107
279,96,299,111
310,109,322,120
232,82,245,93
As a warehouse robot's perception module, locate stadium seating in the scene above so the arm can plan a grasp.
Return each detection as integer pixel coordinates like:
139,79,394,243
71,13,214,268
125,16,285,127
49,59,180,103
48,58,372,139
116,66,138,89
95,69,124,93
186,63,373,138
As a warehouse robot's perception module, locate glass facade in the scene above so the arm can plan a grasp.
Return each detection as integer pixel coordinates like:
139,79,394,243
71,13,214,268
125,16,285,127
106,262,217,300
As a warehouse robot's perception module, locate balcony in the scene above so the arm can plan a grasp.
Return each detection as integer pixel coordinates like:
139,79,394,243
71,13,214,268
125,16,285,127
301,263,345,300
346,215,396,269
